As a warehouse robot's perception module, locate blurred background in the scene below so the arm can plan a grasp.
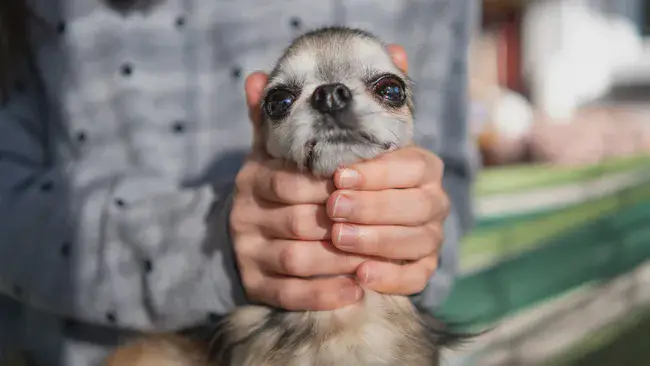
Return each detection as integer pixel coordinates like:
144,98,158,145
440,0,650,365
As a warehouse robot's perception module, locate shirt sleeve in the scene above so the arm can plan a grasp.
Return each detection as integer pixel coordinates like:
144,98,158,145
0,66,247,331
410,0,480,312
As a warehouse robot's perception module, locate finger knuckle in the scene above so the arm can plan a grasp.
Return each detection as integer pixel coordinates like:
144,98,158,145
286,206,311,239
272,172,302,202
413,146,429,161
440,190,452,218
413,275,429,294
415,247,431,262
416,228,438,258
427,151,443,170
270,172,290,200
430,256,440,273
278,243,306,276
232,236,255,260
239,271,264,301
415,191,435,225
411,266,434,293
426,223,444,248
426,187,450,221
229,201,251,235
234,169,248,190
275,286,298,310
412,155,428,181
234,162,256,190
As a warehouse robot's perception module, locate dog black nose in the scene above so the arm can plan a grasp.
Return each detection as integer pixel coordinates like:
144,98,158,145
311,83,352,114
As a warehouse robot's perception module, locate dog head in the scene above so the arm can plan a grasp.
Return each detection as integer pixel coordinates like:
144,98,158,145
261,27,414,176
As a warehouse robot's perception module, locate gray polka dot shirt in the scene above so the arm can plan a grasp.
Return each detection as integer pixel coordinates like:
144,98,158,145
0,0,479,364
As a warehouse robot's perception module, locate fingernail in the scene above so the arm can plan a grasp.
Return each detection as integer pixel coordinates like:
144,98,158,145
362,266,375,284
338,169,360,188
341,283,362,302
337,224,359,248
332,194,352,221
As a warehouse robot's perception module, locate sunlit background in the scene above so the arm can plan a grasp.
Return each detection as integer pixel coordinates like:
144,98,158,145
440,0,650,365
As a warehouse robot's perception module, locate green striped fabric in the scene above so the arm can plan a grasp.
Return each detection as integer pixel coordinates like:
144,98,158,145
440,153,650,328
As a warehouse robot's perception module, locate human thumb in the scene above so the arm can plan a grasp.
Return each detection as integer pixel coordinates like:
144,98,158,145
245,71,270,152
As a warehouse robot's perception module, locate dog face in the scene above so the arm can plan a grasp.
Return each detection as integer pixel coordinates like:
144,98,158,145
261,27,414,176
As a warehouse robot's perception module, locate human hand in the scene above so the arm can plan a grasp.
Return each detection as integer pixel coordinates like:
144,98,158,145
328,147,450,296
229,72,367,311
326,45,450,296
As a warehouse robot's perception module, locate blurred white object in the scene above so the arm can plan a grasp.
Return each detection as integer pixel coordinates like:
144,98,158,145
522,0,644,121
492,89,534,140
610,38,650,85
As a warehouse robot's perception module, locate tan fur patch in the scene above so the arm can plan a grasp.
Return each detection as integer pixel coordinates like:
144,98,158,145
104,335,211,366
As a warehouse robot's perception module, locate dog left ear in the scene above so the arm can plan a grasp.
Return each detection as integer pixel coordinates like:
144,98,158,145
244,72,271,154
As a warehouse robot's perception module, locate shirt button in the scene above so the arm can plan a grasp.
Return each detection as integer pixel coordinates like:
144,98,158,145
231,67,242,79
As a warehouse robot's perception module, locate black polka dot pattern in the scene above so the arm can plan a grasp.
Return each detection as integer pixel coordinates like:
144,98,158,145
40,181,54,192
289,17,302,29
175,16,185,28
207,312,220,323
56,21,66,34
120,63,133,76
60,242,71,257
171,121,185,133
75,131,87,143
143,259,153,273
5,0,473,334
106,312,117,324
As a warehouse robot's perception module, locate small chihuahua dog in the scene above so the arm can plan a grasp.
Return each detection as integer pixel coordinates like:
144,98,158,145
106,26,464,366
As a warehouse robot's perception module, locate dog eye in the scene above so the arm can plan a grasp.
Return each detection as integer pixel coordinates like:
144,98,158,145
372,76,406,106
265,89,295,119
